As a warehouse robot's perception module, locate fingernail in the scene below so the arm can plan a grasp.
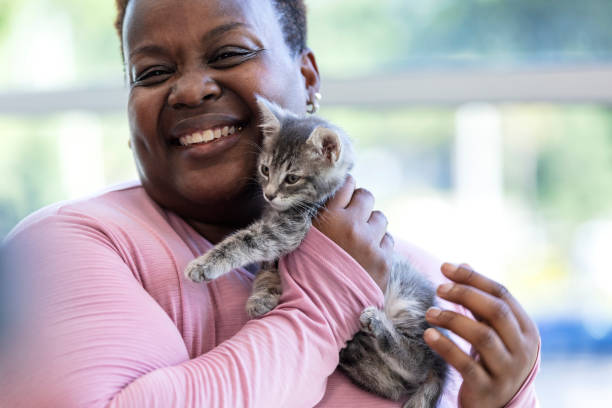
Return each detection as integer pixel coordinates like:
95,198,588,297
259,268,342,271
427,307,441,318
425,328,440,341
438,283,453,294
441,263,458,274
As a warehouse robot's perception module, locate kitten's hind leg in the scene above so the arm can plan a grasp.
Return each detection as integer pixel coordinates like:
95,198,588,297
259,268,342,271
360,306,403,352
358,307,433,402
339,330,408,401
360,306,446,408
246,262,282,318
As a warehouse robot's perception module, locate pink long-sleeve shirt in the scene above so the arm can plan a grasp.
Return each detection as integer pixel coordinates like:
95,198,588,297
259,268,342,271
0,181,539,407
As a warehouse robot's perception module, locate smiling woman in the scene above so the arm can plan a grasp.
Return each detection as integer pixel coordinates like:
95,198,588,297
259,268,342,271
0,0,541,407
121,0,319,244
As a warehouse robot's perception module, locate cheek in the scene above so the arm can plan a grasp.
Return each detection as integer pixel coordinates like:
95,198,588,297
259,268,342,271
269,67,306,113
240,58,305,114
128,87,166,141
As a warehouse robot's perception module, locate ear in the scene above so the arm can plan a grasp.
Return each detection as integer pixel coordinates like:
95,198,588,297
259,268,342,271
256,95,281,138
299,48,321,109
307,126,342,163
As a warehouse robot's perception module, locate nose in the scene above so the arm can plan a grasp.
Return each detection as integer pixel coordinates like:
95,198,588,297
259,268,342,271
264,192,277,201
168,70,222,109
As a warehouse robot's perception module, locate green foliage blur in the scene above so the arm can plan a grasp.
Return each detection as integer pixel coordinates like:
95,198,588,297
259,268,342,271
307,0,612,76
1,0,612,242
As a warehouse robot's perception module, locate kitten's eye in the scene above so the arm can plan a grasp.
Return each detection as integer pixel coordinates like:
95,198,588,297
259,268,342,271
260,164,269,177
285,174,300,185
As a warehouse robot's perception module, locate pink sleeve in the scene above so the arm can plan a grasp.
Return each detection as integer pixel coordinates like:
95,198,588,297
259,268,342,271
504,342,541,408
0,215,383,408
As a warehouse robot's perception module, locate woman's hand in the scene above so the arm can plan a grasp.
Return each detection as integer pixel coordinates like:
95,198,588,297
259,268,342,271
424,263,539,408
313,175,393,292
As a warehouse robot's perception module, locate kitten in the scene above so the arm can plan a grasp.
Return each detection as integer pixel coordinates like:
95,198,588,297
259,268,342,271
184,97,447,407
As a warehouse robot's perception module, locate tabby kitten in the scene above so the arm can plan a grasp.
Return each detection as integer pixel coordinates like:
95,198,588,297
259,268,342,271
184,97,447,407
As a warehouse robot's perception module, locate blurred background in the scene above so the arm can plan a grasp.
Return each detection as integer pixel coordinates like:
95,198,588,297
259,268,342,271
1,0,611,405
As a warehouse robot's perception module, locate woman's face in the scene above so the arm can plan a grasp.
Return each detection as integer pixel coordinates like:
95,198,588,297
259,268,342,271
123,0,319,225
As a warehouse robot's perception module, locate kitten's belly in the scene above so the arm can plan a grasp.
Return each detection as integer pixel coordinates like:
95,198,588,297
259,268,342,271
315,370,400,407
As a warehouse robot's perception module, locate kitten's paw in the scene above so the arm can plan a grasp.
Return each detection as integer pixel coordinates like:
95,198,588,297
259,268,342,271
246,293,280,318
359,306,382,334
184,257,225,282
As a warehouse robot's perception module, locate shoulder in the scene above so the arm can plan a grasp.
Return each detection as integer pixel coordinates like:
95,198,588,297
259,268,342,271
1,181,183,288
5,181,158,243
2,181,177,272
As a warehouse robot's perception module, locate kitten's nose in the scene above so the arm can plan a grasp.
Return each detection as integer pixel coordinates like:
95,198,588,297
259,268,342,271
264,192,277,201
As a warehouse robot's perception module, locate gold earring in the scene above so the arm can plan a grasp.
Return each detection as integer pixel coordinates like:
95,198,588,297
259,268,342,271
128,139,132,149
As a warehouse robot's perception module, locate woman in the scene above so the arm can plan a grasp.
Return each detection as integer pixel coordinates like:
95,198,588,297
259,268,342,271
0,0,540,406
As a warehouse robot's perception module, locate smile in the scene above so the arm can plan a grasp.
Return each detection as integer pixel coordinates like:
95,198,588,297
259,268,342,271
178,124,244,147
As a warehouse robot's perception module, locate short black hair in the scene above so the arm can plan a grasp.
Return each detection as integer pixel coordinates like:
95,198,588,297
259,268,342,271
114,0,307,57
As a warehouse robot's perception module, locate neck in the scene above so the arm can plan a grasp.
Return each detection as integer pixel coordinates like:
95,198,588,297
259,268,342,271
185,198,265,245
186,221,239,245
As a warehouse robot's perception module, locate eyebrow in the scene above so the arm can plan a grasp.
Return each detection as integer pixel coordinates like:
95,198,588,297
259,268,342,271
201,22,250,44
129,44,167,60
129,22,250,60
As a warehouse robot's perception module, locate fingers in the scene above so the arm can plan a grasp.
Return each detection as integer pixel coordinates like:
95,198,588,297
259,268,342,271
368,211,393,250
380,232,394,250
347,188,375,219
426,307,511,375
441,263,535,334
436,281,523,352
327,174,355,210
424,328,490,385
367,210,388,240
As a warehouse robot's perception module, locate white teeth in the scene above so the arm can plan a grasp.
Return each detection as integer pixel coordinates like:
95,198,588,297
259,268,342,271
178,124,243,146
202,129,214,142
192,131,205,143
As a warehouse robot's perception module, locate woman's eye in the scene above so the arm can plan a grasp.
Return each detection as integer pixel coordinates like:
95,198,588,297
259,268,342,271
134,68,172,85
260,165,269,177
209,47,263,68
211,51,243,61
285,174,300,185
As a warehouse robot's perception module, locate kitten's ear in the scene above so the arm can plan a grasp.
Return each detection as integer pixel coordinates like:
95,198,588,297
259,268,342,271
307,126,342,163
256,95,281,139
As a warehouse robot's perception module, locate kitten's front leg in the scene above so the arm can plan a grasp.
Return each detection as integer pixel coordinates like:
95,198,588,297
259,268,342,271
184,242,238,282
246,262,282,318
185,226,259,282
185,219,291,282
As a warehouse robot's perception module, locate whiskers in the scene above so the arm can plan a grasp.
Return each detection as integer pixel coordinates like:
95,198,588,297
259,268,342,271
243,139,264,155
291,197,323,219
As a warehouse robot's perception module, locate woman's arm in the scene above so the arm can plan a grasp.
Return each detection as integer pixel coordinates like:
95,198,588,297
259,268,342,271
0,212,383,408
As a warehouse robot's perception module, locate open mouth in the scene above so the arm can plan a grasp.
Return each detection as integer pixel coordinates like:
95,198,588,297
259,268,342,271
170,122,247,147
